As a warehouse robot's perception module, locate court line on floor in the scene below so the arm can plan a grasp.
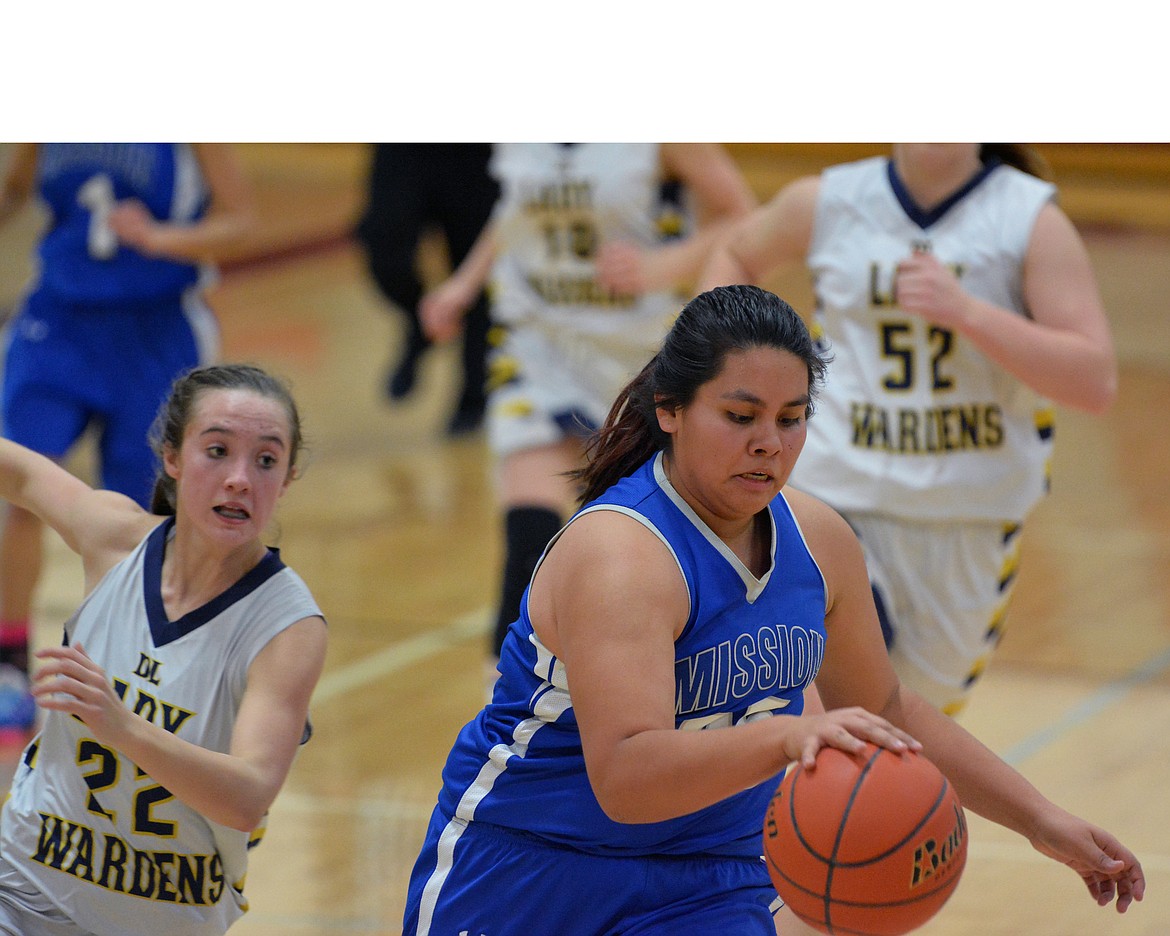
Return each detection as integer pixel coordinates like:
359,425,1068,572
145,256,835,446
313,612,1170,765
310,607,491,706
1002,644,1170,766
232,913,390,932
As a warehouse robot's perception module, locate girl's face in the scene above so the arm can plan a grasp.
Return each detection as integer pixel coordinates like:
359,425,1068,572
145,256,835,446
163,388,294,547
656,346,810,536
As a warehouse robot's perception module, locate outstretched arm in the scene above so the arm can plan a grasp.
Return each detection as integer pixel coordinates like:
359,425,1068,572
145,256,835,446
799,490,1144,914
0,439,154,587
878,671,1144,912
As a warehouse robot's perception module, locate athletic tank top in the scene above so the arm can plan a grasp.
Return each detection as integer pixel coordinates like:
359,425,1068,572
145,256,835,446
792,156,1057,521
436,452,827,857
0,518,322,936
33,143,212,308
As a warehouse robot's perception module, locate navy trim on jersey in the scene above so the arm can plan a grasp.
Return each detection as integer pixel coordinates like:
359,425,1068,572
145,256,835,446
887,157,1002,229
143,517,287,646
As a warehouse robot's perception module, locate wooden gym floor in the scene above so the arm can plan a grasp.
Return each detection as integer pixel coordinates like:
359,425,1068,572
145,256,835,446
0,144,1167,934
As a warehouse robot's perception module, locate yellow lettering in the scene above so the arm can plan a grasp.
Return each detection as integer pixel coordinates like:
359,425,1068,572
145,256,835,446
850,402,1006,453
32,815,224,906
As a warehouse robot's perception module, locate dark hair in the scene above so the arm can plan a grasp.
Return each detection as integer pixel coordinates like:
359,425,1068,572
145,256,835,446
148,363,304,515
572,285,829,505
980,144,1053,182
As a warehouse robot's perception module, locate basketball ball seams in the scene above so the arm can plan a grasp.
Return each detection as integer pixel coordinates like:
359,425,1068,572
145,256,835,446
763,743,968,935
792,906,929,936
826,744,882,862
786,761,832,861
789,752,951,866
832,777,951,867
821,748,883,931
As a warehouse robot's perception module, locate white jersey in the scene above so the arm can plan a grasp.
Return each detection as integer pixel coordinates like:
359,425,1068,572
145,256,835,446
0,518,323,936
790,156,1058,522
486,143,683,408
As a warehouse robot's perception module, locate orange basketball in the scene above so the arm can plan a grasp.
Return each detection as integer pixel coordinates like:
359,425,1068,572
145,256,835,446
763,743,967,935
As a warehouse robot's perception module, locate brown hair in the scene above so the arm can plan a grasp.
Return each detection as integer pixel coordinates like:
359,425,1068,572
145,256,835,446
571,285,829,506
980,144,1054,181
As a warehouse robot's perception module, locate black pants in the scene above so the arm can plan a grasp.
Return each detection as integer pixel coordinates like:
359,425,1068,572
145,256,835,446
356,143,498,412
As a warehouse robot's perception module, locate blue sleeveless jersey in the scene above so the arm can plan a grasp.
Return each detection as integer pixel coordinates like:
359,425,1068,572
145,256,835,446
34,143,209,308
437,453,827,857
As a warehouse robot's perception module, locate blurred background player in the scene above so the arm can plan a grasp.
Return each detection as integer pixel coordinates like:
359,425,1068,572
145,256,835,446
0,142,255,741
420,142,757,686
355,143,499,436
702,143,1117,717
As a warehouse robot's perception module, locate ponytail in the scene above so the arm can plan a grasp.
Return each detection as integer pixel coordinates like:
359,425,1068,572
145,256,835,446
571,359,666,506
149,478,176,517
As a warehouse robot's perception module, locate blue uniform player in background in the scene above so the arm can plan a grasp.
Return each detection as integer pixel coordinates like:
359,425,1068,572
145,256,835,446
0,143,254,741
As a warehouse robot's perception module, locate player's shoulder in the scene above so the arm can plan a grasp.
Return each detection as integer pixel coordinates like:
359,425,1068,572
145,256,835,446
779,486,860,558
535,504,685,617
76,500,163,588
818,155,889,204
986,160,1057,195
87,490,160,545
559,504,666,557
822,155,887,182
771,173,822,211
781,483,838,517
551,504,680,585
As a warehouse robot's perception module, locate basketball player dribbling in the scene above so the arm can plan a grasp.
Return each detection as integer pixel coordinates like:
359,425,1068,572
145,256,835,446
403,285,1143,936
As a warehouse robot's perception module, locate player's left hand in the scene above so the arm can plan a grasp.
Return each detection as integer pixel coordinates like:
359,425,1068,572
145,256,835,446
1028,806,1146,913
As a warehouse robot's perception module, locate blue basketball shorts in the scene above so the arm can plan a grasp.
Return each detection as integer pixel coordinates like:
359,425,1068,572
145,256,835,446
1,288,218,505
404,811,780,936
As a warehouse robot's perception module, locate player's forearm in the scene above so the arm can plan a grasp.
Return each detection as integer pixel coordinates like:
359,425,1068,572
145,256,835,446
955,296,1118,413
646,219,749,292
698,242,757,292
450,220,499,296
111,714,287,832
0,439,51,511
589,719,793,824
888,687,1049,837
142,207,258,264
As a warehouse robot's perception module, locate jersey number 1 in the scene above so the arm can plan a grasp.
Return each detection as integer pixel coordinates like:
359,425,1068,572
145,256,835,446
76,174,118,261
